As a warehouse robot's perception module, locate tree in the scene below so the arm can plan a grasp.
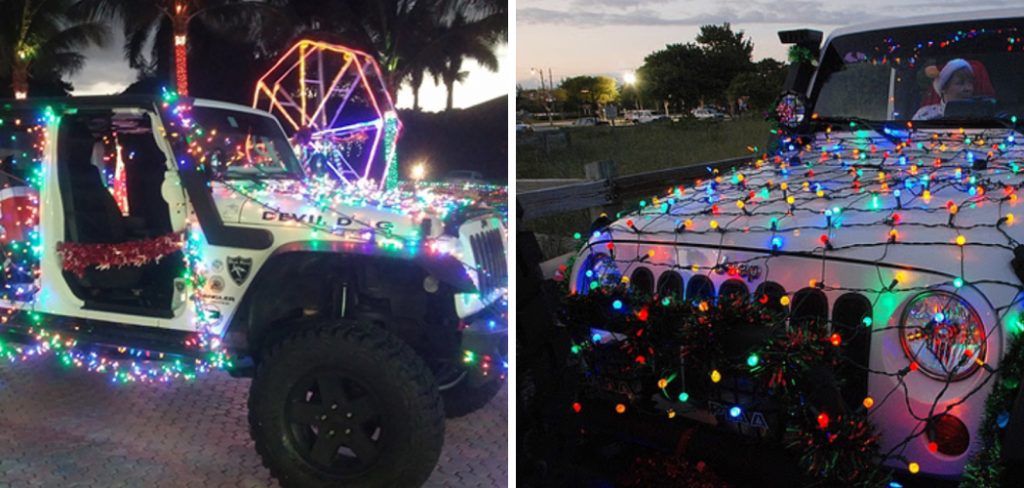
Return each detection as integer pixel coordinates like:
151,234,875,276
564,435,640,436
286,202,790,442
637,23,755,111
619,82,642,110
76,0,280,95
279,0,505,110
297,0,505,111
0,0,108,98
726,58,787,113
428,9,501,111
273,0,446,102
693,23,753,104
637,43,704,111
559,75,618,114
407,53,439,111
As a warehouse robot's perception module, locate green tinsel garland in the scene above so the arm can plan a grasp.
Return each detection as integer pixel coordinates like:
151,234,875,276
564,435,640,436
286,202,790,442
383,114,400,190
960,334,1024,488
788,45,818,66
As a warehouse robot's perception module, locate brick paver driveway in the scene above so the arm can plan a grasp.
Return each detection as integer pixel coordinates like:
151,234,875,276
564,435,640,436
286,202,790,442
0,358,507,487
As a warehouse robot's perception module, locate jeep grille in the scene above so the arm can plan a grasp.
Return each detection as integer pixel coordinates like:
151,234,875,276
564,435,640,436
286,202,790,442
469,228,507,294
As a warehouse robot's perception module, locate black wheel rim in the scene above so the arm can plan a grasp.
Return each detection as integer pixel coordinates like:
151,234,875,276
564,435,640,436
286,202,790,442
285,370,384,477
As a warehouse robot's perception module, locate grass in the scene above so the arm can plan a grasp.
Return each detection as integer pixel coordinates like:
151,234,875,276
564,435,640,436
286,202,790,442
517,116,774,180
518,117,774,243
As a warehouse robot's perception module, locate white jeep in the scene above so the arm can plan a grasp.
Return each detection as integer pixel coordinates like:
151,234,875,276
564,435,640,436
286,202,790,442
0,94,507,487
570,9,1024,480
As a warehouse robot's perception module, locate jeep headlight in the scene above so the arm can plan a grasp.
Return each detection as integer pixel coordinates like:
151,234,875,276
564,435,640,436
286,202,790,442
899,291,986,381
576,252,621,294
427,235,476,287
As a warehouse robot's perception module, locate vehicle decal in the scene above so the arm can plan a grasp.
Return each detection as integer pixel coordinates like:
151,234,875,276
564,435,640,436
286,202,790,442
227,256,253,286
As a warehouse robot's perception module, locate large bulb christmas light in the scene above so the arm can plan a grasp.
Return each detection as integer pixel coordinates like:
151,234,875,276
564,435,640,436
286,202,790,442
562,114,1024,482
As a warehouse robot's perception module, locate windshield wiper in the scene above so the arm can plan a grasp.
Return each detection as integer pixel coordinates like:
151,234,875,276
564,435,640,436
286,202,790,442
225,163,293,181
812,116,903,145
984,114,1024,137
911,115,1024,138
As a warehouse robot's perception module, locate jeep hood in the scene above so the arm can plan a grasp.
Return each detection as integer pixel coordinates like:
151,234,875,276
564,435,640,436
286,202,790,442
210,179,493,243
595,128,1024,281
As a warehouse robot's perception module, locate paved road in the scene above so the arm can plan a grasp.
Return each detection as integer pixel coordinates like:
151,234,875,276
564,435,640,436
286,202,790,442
0,357,507,487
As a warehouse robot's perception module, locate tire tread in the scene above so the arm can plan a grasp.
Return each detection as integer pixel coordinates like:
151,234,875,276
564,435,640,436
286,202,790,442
249,319,444,487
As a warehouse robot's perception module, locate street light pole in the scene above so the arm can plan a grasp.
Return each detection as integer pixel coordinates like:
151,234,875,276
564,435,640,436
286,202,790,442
532,67,556,126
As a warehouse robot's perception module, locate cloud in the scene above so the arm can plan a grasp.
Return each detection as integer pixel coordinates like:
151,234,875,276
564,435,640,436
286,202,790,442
896,0,1020,8
73,80,130,96
518,3,879,28
519,1,1022,28
69,26,134,96
568,0,673,8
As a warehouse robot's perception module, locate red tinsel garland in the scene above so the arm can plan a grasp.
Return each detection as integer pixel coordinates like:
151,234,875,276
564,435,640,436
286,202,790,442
57,232,184,277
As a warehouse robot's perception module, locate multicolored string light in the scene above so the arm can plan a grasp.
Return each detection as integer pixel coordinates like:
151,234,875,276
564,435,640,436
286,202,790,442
567,119,1024,479
0,90,505,384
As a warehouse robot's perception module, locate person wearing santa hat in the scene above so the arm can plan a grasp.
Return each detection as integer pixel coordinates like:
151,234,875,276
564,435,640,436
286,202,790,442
913,58,976,120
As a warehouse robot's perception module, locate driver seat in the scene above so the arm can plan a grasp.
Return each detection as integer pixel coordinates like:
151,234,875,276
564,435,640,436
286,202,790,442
62,121,142,290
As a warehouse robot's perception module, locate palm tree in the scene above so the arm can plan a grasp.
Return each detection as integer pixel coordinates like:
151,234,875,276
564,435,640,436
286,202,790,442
407,64,431,111
75,0,279,95
0,0,108,99
274,0,449,102
429,10,501,111
404,22,445,112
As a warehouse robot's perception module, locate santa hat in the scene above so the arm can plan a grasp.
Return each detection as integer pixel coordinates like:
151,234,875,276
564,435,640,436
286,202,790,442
932,58,973,95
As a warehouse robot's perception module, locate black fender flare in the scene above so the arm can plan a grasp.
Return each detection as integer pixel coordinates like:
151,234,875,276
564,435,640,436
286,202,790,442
222,241,475,359
269,240,477,292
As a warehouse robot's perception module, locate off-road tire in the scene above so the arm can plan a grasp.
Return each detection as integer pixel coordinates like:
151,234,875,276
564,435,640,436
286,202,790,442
442,374,504,418
248,319,444,488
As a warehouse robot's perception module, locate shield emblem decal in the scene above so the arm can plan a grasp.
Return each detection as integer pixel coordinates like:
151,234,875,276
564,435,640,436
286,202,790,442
227,256,253,286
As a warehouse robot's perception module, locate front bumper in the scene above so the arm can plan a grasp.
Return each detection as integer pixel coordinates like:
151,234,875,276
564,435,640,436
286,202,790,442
461,304,508,386
455,216,508,318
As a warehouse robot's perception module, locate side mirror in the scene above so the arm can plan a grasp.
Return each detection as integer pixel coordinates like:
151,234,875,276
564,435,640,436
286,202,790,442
162,170,189,233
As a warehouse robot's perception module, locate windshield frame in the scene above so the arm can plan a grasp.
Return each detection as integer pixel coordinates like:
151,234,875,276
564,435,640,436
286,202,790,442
187,102,304,181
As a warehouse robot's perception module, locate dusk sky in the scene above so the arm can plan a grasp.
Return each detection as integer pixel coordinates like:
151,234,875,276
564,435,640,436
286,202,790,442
517,0,1019,88
69,27,508,113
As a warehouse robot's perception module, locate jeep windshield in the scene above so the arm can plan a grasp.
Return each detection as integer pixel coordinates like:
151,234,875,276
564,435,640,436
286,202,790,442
191,107,302,180
812,17,1024,127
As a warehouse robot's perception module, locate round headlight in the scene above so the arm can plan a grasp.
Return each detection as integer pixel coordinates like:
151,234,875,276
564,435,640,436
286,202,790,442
576,252,620,293
899,291,986,381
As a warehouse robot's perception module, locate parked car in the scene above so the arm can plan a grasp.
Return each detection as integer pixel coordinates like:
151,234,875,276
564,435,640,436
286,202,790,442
568,8,1024,480
691,107,727,120
444,170,487,184
572,117,611,127
624,110,668,124
516,120,534,134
